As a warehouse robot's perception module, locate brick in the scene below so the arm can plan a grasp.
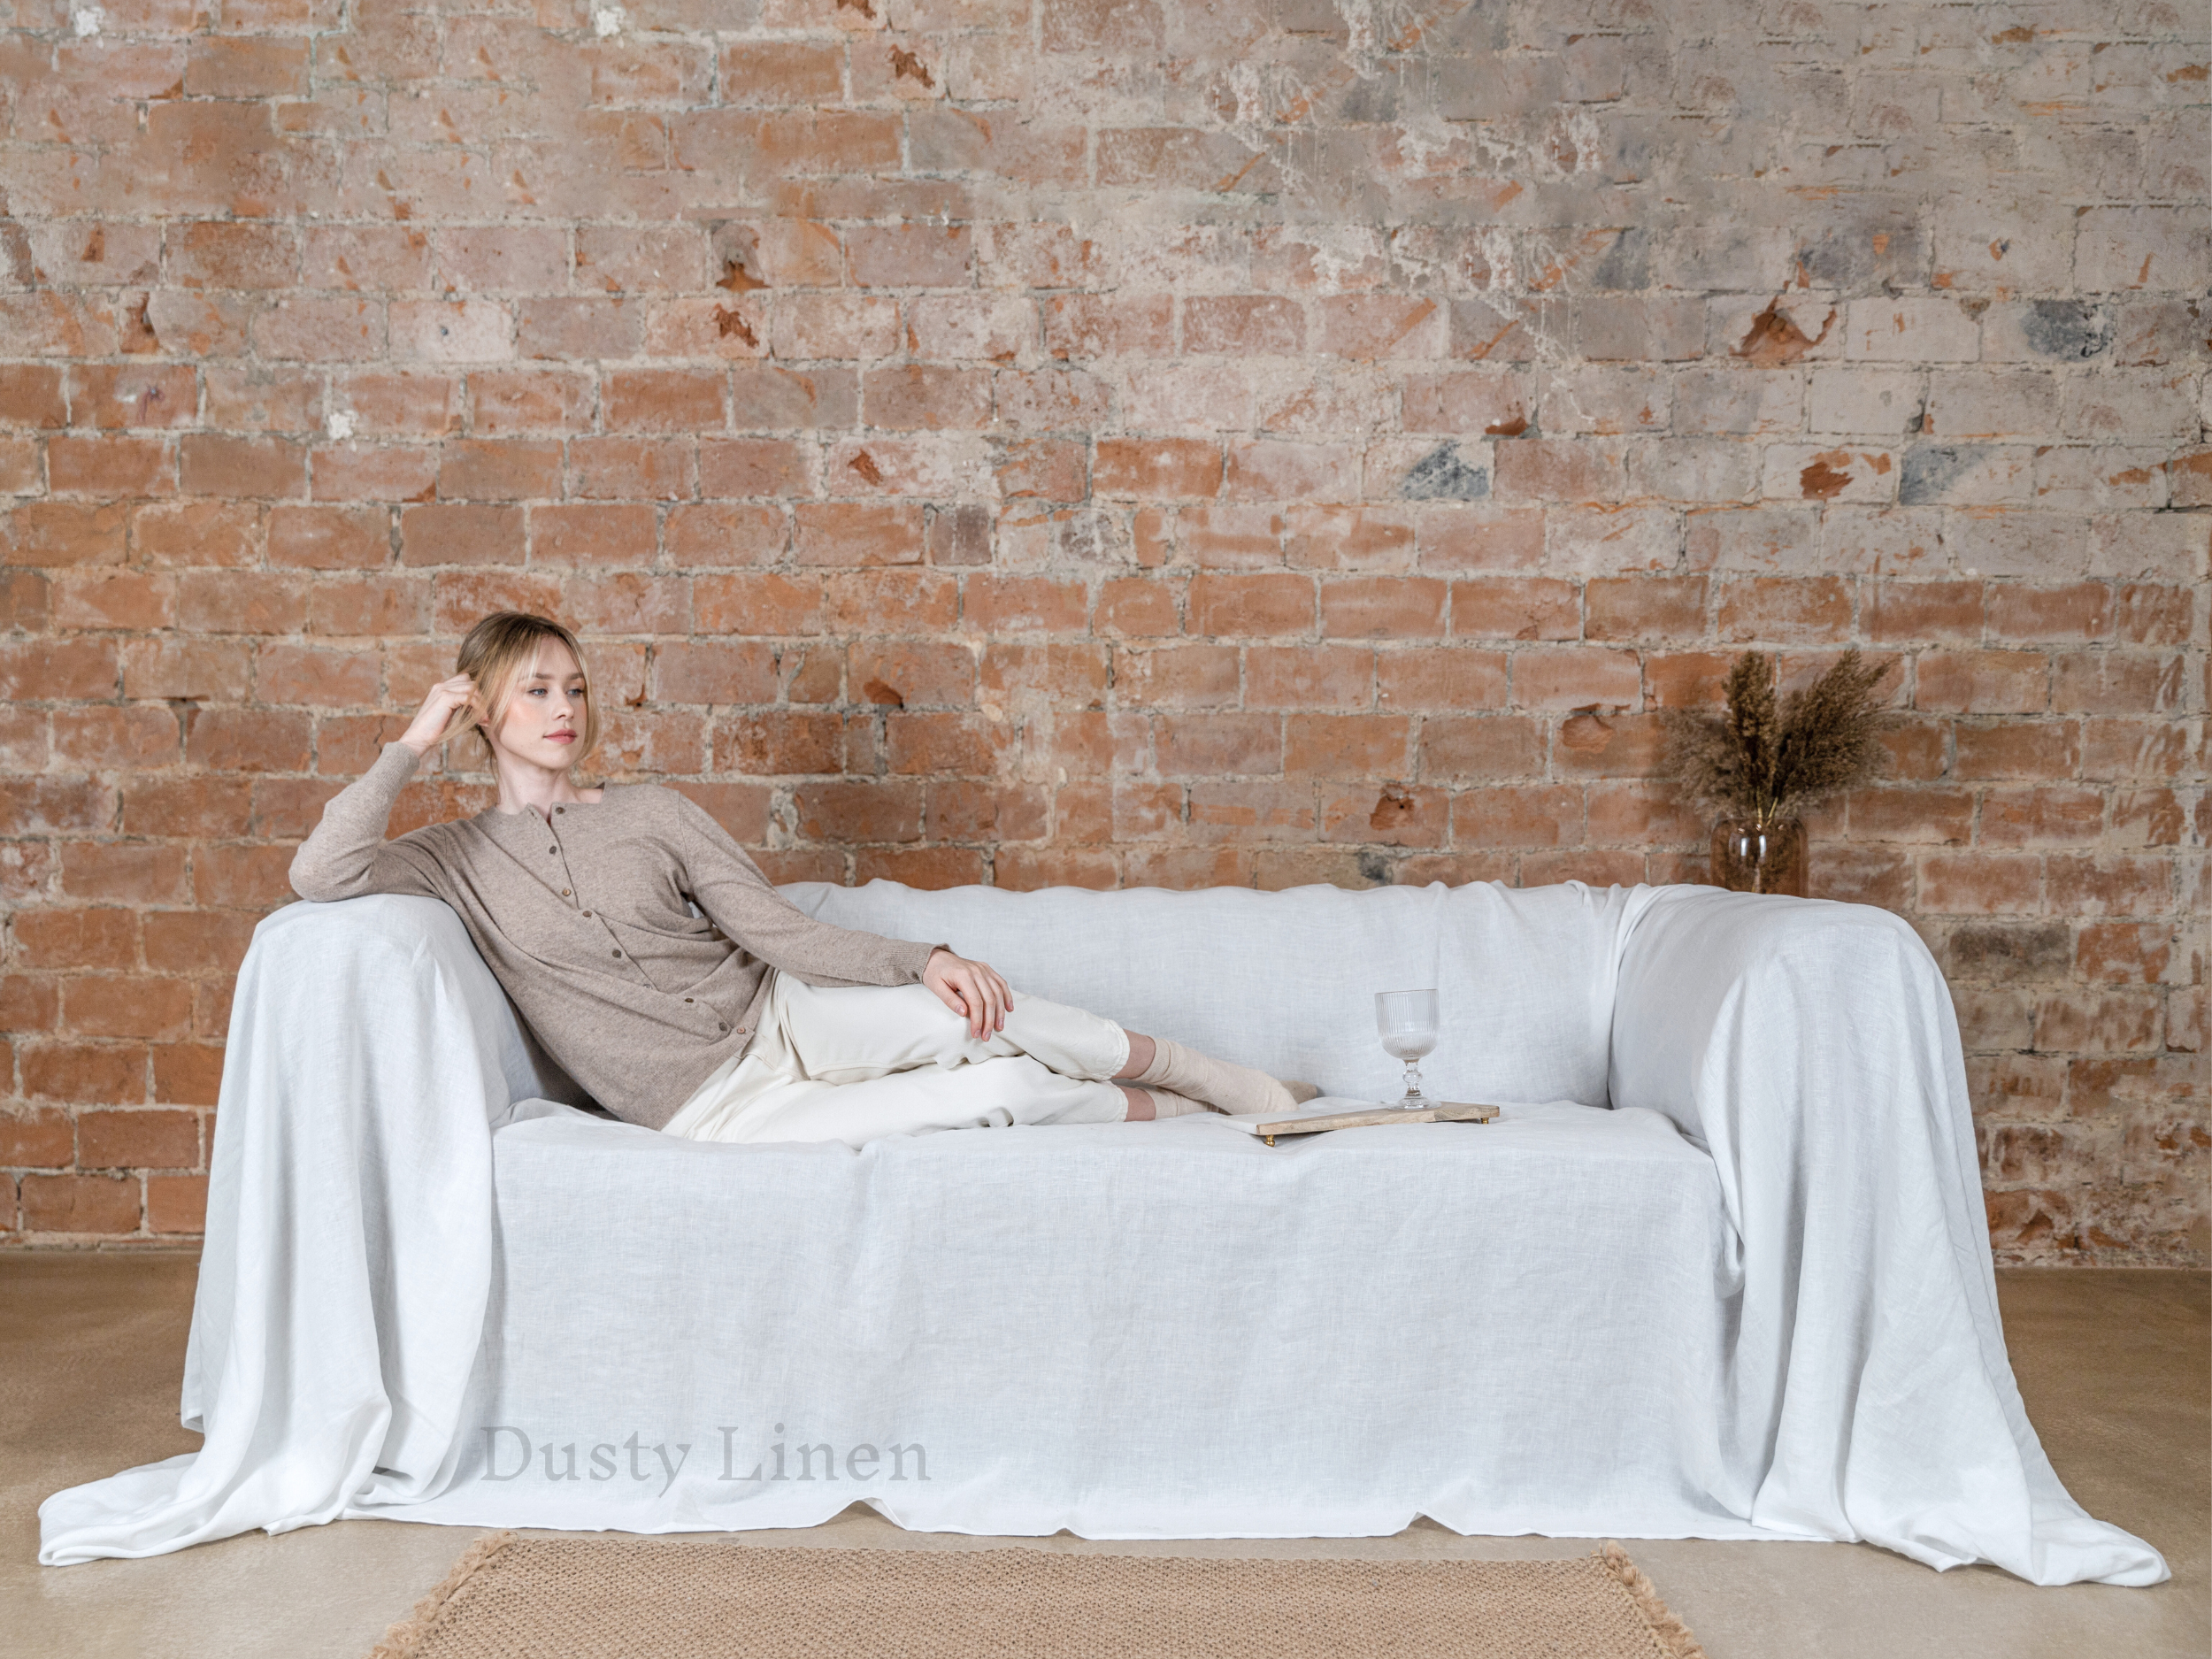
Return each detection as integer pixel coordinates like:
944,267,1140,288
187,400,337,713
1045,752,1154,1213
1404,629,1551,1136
1317,296,1444,360
1954,722,2081,781
12,907,139,972
1375,648,1509,711
1510,648,1641,711
1183,296,1303,356
1285,714,1409,778
1246,645,1372,709
1717,577,1854,641
1582,576,1700,641
1187,574,1312,638
180,434,308,499
4,502,130,568
962,575,1087,634
1319,577,1446,640
1116,645,1239,710
1281,506,1415,572
178,572,307,637
1866,581,1984,642
182,710,311,775
0,365,66,428
49,572,174,634
1420,716,1546,781
20,1173,141,1235
437,439,564,502
1094,439,1222,500
1452,783,1582,849
1321,783,1447,849
1919,852,2044,916
148,1173,208,1234
65,976,194,1041
847,222,973,288
58,843,189,906
649,642,778,705
78,1107,199,1171
1413,506,1545,572
1981,786,2107,848
1224,441,1358,503
794,503,925,568
1916,650,2049,714
191,844,298,909
120,638,252,703
791,781,922,844
1985,583,2113,641
399,504,524,567
0,640,119,703
680,438,803,499
2078,924,2181,987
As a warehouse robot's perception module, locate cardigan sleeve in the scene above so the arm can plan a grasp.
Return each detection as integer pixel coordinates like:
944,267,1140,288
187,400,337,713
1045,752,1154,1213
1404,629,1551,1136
288,741,450,904
664,791,943,989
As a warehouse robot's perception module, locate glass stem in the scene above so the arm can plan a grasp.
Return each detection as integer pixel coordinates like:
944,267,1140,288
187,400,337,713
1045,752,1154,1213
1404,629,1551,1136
1403,1058,1422,1099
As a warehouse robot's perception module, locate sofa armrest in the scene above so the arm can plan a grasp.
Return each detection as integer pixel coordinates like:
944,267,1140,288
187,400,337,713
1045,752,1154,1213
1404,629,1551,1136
1603,884,2167,1586
1609,887,1943,1154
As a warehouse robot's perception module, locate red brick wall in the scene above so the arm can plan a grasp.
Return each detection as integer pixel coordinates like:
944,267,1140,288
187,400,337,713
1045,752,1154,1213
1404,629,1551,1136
0,0,2204,1260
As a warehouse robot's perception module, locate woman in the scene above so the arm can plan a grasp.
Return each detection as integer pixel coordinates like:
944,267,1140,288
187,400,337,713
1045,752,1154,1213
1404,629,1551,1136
290,611,1314,1147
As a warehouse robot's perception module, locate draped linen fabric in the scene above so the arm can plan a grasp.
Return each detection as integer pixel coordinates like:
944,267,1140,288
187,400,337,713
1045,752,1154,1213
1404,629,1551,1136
38,882,2166,1586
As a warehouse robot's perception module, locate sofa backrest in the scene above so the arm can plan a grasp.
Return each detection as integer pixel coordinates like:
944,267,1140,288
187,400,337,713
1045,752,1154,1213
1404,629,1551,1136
786,879,1651,1109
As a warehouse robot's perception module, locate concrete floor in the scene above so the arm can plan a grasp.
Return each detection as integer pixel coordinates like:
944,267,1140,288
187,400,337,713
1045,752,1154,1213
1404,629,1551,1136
2,1257,2203,1659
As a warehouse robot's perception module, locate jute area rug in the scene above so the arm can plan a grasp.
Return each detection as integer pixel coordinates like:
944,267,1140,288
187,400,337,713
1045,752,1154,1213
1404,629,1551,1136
370,1532,1709,1659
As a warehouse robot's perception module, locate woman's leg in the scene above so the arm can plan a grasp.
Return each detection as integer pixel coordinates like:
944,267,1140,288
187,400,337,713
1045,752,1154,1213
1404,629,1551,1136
682,1053,1125,1148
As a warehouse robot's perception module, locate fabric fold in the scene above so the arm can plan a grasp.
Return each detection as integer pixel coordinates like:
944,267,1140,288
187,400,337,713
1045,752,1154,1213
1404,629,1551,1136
39,895,541,1566
1608,887,2167,1587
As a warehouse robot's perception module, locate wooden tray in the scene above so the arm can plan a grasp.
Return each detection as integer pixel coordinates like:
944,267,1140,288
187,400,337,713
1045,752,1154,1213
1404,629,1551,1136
1250,1101,1500,1145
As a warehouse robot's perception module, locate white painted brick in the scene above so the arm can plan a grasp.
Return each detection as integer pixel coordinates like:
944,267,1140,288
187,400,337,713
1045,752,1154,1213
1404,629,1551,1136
1926,371,2064,440
2062,370,2205,441
1539,366,1671,436
1809,367,1926,434
1542,503,1681,575
1845,298,1983,362
1762,443,1900,504
2092,512,2212,581
2033,447,2174,511
1819,505,1948,576
2075,207,2212,295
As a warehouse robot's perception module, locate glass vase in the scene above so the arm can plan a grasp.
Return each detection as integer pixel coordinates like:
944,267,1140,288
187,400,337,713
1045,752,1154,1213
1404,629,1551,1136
1710,817,1808,896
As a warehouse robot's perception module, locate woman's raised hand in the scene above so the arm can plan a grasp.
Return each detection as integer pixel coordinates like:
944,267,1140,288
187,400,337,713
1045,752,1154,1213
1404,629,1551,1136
398,673,479,757
924,948,1013,1040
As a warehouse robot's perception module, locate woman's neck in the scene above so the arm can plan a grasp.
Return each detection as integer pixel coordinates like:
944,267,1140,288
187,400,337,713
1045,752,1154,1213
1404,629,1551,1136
491,758,602,819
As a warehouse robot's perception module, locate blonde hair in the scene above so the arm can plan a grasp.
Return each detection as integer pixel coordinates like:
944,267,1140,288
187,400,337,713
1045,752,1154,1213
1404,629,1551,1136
453,611,599,769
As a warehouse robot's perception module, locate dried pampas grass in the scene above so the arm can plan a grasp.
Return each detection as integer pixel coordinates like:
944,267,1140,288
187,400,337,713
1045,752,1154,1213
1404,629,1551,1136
1661,649,1891,826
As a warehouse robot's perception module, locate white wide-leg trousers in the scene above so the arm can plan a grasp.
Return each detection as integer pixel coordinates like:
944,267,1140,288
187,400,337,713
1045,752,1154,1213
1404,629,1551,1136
660,970,1133,1148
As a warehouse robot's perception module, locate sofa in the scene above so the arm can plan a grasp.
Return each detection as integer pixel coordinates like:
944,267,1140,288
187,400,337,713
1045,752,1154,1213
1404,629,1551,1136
38,877,2165,1586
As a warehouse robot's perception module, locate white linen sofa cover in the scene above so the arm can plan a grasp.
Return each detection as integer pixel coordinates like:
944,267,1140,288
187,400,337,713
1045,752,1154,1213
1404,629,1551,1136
37,879,2165,1586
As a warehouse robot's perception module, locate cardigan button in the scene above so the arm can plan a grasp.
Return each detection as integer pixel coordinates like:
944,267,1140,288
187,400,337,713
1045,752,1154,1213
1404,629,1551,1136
683,997,694,1003
611,949,623,958
555,806,565,814
562,888,572,896
717,1021,728,1032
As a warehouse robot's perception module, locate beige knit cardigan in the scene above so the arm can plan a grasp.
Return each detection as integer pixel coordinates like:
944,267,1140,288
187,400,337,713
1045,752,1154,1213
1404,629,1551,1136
289,741,943,1130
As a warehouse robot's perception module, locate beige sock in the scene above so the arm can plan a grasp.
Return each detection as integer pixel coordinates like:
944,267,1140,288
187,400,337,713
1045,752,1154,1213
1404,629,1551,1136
1284,1080,1322,1105
1141,1087,1212,1119
1132,1037,1297,1118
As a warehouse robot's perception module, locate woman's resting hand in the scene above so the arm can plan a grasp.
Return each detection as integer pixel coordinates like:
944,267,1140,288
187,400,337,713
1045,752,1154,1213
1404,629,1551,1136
924,948,1012,1039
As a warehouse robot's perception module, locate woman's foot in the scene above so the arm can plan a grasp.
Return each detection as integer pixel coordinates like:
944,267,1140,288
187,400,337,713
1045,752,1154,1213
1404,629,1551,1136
1118,1084,1210,1121
1125,1035,1298,1118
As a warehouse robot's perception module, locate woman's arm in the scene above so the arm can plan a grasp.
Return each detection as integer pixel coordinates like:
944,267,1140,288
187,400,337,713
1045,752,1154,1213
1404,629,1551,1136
666,792,943,993
290,677,478,903
288,741,449,903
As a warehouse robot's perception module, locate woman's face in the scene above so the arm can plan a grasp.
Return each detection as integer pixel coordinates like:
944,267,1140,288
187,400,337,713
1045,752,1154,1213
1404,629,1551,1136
485,638,588,771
